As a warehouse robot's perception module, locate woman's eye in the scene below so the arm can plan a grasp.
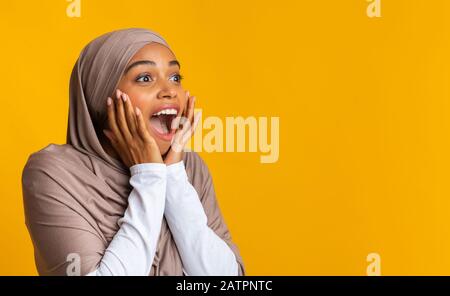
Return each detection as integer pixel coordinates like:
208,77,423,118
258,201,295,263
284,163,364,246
169,74,183,83
136,74,152,82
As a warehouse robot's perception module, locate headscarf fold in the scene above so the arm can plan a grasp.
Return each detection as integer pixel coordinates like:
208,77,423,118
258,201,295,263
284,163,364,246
22,28,245,276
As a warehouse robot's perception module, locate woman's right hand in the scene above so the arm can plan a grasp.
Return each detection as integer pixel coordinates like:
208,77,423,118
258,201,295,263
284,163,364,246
103,89,163,167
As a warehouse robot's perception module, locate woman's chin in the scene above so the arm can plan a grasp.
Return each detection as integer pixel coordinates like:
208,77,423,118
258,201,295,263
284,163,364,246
147,123,174,156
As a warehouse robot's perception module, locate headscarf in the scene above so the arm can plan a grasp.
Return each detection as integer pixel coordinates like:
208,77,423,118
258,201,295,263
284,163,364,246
21,28,245,276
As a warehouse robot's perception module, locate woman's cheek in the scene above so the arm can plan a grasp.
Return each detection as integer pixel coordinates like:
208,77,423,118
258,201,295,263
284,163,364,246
182,94,188,111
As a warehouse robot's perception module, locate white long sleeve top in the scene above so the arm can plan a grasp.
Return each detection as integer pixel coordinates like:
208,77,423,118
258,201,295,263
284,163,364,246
86,161,239,276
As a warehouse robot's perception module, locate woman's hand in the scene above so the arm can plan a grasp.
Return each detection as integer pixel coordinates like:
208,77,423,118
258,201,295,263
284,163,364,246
164,90,201,165
103,89,163,167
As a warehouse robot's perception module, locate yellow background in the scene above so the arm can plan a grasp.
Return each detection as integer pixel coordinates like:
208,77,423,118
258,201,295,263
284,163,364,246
1,0,450,275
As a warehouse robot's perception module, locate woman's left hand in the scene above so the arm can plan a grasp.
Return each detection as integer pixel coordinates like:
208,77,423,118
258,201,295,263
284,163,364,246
164,91,201,165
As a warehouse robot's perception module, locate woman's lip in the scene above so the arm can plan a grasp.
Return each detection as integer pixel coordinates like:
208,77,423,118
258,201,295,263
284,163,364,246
148,121,176,142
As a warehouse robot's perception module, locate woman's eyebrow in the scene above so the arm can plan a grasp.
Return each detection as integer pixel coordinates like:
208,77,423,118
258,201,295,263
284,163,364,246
124,59,181,74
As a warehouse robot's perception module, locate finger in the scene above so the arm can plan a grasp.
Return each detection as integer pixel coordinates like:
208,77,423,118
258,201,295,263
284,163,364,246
115,89,133,142
179,94,195,134
178,119,193,146
170,93,184,132
177,91,189,130
135,107,155,144
170,93,185,132
103,129,121,151
187,95,195,125
182,91,189,118
171,115,181,131
122,92,138,137
106,96,126,145
180,111,201,145
191,111,201,134
180,92,193,130
170,122,186,153
178,116,190,134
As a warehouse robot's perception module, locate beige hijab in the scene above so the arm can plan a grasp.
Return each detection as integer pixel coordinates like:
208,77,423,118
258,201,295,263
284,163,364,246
21,28,245,276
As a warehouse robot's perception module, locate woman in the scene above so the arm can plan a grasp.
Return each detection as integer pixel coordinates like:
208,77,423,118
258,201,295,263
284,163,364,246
21,28,245,276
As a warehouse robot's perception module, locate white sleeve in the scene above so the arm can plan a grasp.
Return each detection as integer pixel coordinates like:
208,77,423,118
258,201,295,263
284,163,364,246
164,161,239,276
85,163,167,276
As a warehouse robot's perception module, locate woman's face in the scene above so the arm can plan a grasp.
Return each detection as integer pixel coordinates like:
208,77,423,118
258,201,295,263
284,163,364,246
115,42,186,155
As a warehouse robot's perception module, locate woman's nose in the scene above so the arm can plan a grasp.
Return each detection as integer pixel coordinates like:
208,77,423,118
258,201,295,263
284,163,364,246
156,84,177,100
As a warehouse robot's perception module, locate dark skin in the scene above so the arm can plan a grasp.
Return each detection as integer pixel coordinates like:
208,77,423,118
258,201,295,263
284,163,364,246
100,43,201,167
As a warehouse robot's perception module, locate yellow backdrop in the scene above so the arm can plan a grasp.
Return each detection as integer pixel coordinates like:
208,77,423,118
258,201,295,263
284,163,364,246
2,0,450,275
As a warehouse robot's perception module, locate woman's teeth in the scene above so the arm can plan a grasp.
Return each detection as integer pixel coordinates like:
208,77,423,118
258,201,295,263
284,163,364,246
152,108,178,116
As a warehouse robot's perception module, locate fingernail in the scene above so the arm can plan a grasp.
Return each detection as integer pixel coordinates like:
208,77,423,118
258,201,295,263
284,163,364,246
135,107,141,116
122,93,127,102
186,91,190,97
116,89,121,99
107,97,112,106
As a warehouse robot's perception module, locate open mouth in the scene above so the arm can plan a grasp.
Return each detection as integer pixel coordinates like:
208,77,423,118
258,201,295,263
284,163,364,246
149,107,179,140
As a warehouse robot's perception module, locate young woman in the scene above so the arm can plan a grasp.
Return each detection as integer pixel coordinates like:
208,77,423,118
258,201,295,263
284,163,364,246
22,28,245,276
